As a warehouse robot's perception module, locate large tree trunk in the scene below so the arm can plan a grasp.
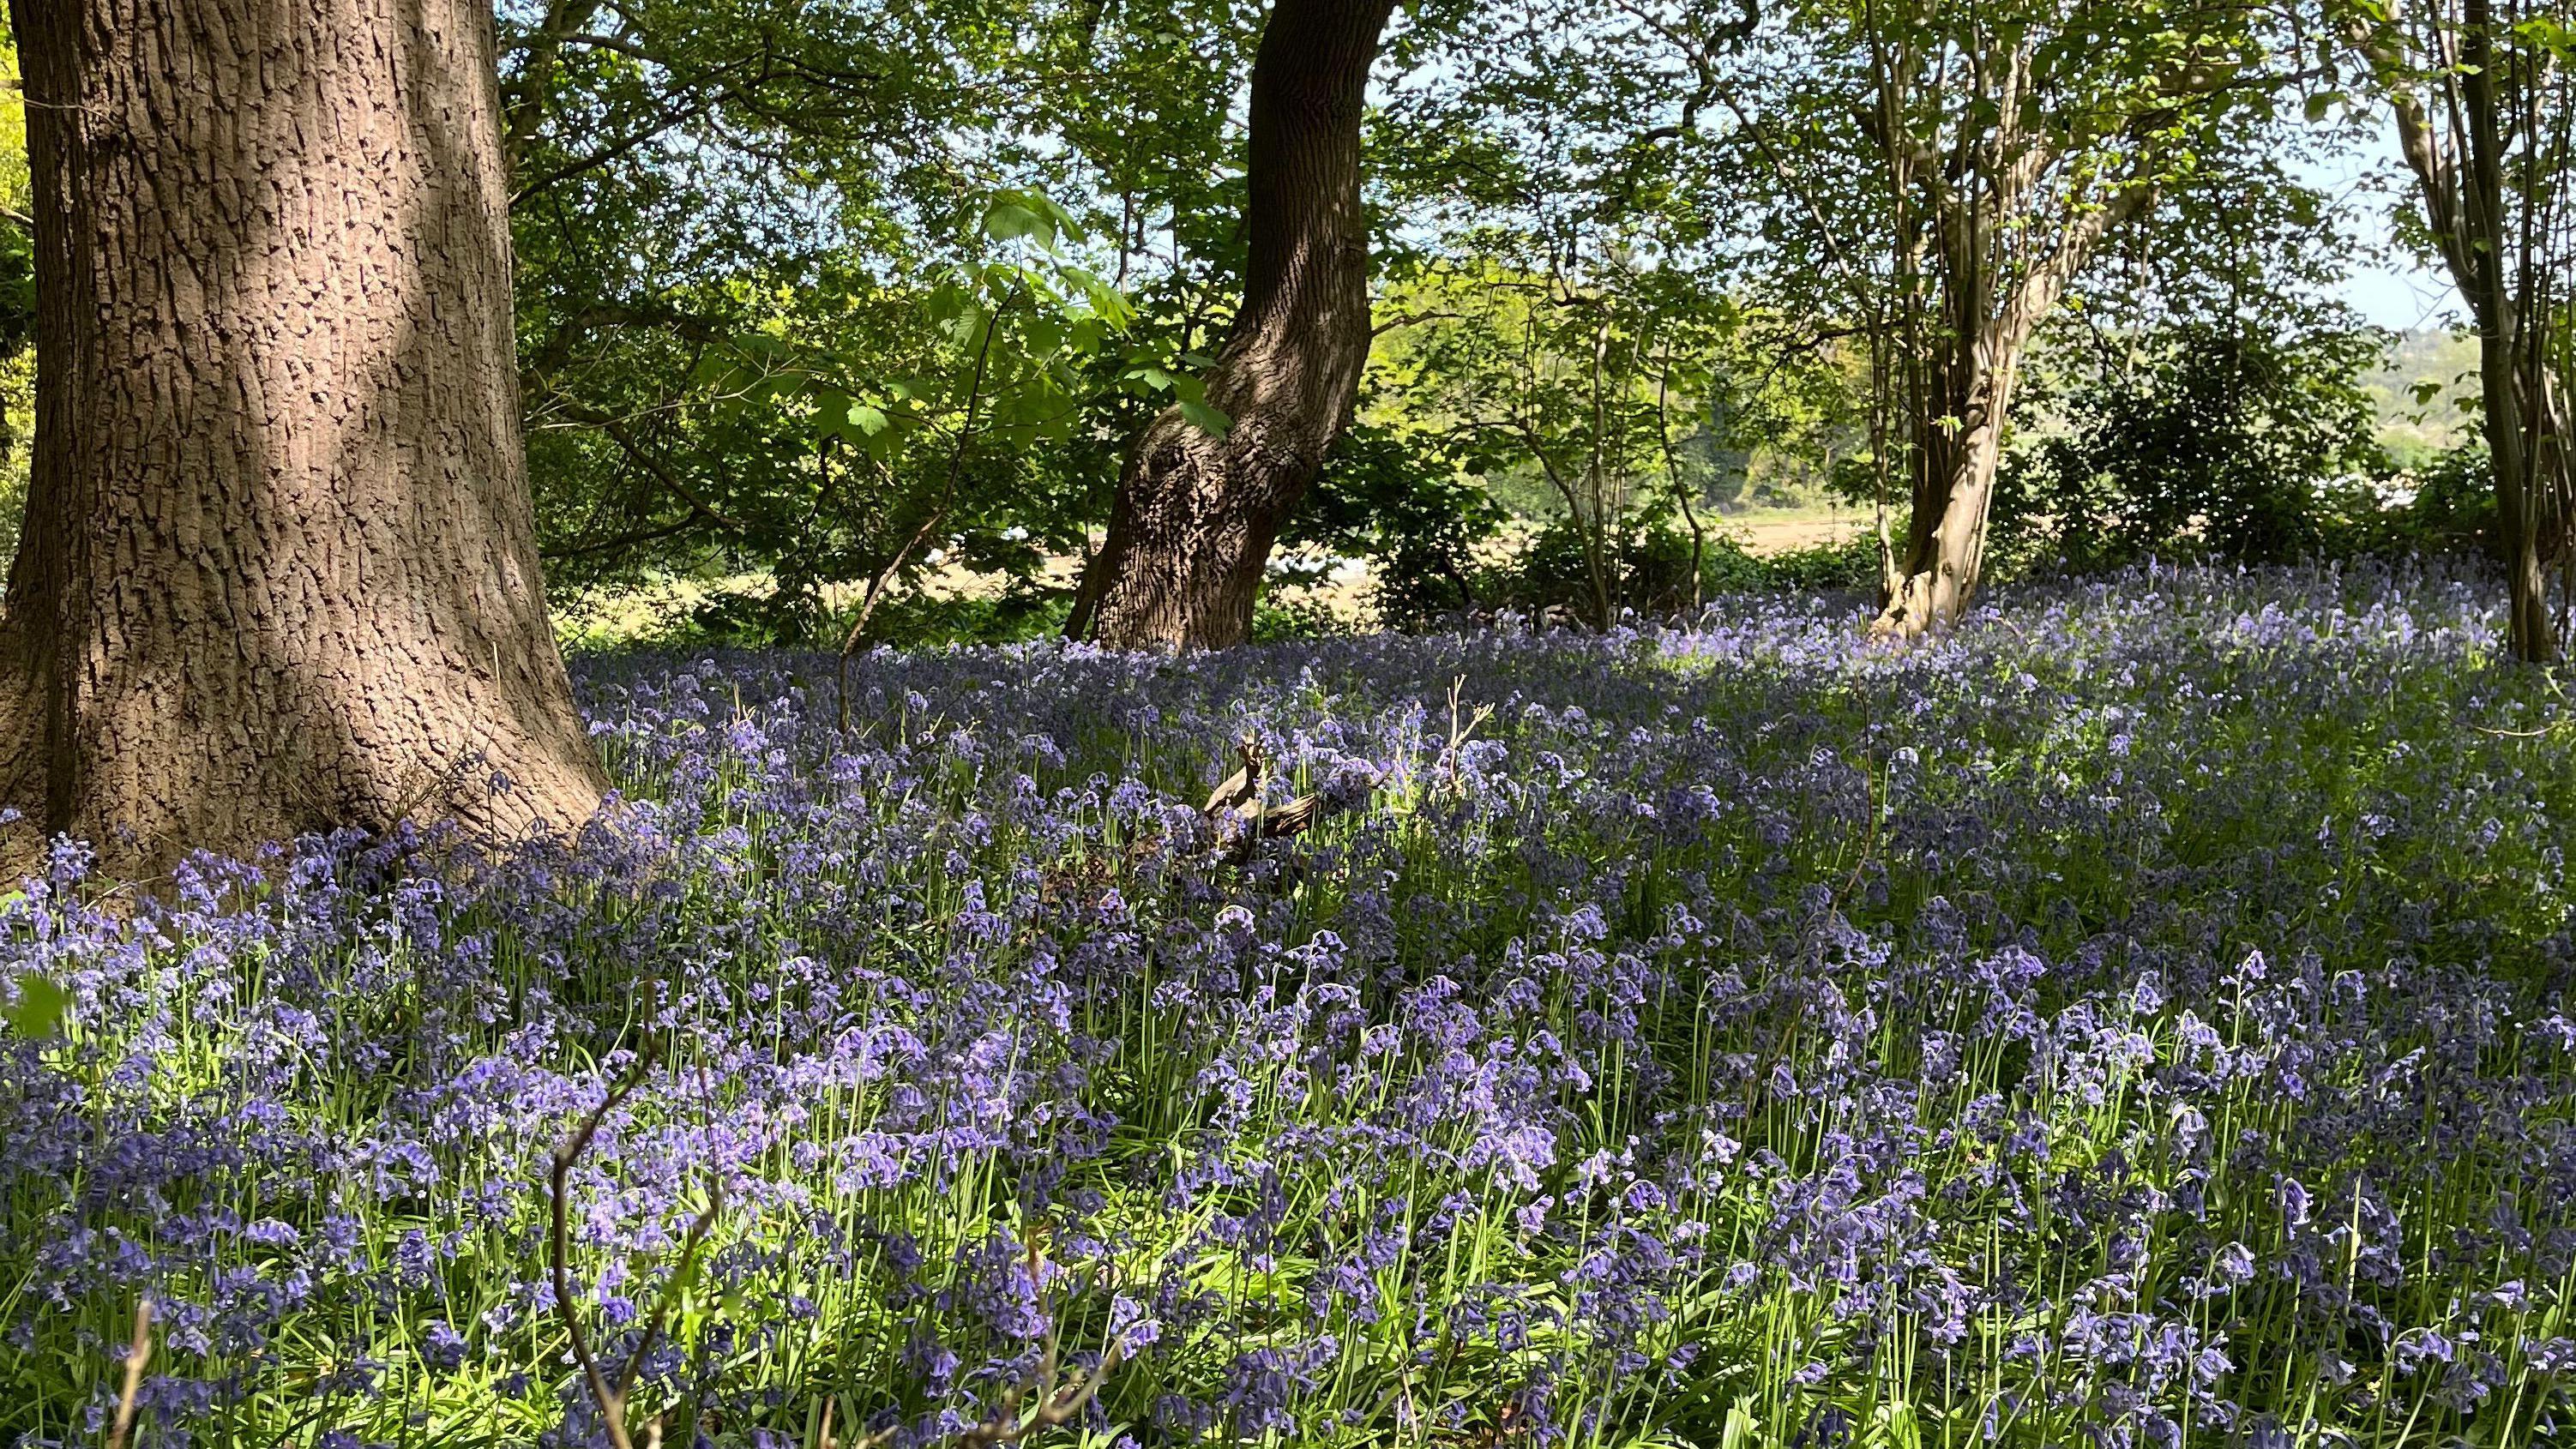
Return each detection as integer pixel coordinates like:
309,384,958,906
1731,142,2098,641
0,0,607,878
1873,331,2020,639
1066,0,1396,651
1865,173,2151,641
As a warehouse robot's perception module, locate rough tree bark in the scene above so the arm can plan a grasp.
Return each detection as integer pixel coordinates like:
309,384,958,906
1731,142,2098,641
1066,0,1397,651
0,0,607,877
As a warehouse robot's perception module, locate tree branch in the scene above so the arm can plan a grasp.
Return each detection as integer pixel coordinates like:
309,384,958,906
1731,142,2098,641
542,514,708,561
1369,308,1464,337
556,402,748,534
503,0,607,166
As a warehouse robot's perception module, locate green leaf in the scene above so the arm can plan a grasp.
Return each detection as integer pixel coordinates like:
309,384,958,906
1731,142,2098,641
982,202,1046,244
826,399,890,442
687,352,741,390
1035,195,1088,245
945,305,992,349
4,971,69,1039
1084,279,1136,328
925,283,974,324
1178,399,1231,437
2303,91,2338,123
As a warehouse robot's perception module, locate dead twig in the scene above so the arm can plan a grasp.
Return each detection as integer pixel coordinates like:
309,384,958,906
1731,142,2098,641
551,1037,671,1449
1202,733,1263,817
1441,675,1496,798
105,1298,151,1449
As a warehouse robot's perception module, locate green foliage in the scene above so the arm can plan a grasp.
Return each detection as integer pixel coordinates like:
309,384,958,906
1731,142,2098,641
1508,514,1701,619
500,0,1261,637
2386,442,2501,556
0,0,2504,640
677,195,1155,634
1754,534,1885,592
3,960,64,1040
1994,323,2398,570
829,580,1074,649
481,0,2427,645
1250,592,1351,642
1289,421,1505,632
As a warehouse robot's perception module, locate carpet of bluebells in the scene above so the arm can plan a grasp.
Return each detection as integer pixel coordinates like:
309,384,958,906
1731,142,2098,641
9,561,2576,1449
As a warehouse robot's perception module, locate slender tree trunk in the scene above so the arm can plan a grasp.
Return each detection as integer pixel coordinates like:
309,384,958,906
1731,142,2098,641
2360,0,2564,662
2477,317,2558,661
2462,0,2558,663
0,0,606,877
1067,0,1396,651
1866,176,2150,640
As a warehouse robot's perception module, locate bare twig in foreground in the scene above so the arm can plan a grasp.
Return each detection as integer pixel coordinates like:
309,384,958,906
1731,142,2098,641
105,1298,151,1449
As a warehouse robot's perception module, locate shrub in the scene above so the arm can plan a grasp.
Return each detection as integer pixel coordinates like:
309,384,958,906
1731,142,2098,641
1294,422,1505,633
1994,322,2397,569
1508,514,1731,621
1502,517,1882,625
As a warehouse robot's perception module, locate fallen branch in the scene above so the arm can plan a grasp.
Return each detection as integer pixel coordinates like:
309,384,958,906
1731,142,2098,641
1199,683,1485,863
1201,735,1370,859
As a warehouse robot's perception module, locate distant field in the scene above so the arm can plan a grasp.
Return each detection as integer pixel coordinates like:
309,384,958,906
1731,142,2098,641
2365,328,2480,460
1723,505,1873,555
556,503,1881,646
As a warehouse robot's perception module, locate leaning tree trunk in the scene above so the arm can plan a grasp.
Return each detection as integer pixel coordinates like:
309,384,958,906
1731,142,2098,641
1868,177,2152,640
1872,329,2021,640
0,0,607,878
1066,0,1398,651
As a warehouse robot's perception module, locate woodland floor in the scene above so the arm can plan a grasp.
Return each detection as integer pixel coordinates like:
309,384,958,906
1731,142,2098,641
4,558,2571,1448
